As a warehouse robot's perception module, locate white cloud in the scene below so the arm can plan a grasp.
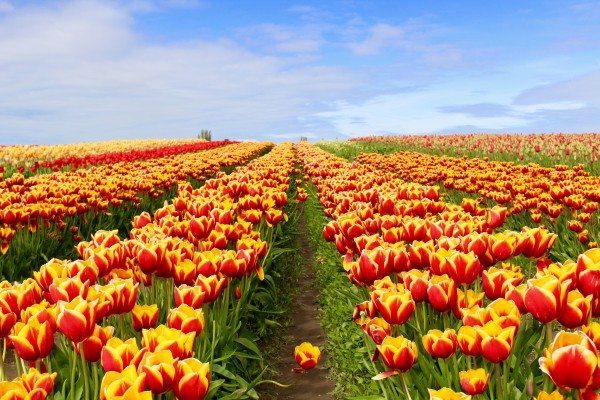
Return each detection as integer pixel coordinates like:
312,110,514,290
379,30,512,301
346,22,406,56
0,1,358,144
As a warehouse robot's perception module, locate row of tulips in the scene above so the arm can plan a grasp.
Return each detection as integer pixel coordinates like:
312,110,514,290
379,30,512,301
0,138,205,173
0,142,270,280
353,150,599,256
296,141,600,400
0,142,298,399
351,134,600,168
28,140,237,175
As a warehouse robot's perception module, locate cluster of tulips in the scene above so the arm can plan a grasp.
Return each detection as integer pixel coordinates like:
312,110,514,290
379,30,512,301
355,150,600,251
0,142,269,257
296,141,600,400
0,139,205,173
352,133,600,166
0,143,297,399
29,140,236,174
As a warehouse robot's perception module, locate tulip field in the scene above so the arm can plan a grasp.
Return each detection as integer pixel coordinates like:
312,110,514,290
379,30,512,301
1,134,600,399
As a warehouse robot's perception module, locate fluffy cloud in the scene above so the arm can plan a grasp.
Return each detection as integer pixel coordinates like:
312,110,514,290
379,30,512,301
0,1,358,144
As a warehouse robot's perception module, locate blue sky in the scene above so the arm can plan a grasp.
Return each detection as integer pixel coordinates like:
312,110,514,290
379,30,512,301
0,0,599,144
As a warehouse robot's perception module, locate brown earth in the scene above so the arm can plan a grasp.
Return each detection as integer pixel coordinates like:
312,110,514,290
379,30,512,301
265,205,334,399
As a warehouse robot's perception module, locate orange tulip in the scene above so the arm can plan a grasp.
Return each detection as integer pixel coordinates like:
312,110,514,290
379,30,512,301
427,275,457,313
428,387,471,400
0,310,17,338
475,321,515,363
294,342,321,370
524,275,568,323
584,322,600,349
139,350,176,394
482,265,523,300
535,391,564,400
360,317,391,345
558,289,592,329
100,364,147,400
49,276,89,303
9,320,54,361
174,358,211,400
371,289,415,325
20,367,57,396
482,298,521,330
539,330,597,389
401,269,430,302
459,368,489,395
79,325,114,362
56,296,97,343
131,304,159,332
577,248,600,297
106,279,139,315
174,284,205,309
167,304,205,335
376,335,418,372
446,251,482,286
101,337,145,372
142,325,195,359
457,325,481,357
422,329,457,359
194,274,228,304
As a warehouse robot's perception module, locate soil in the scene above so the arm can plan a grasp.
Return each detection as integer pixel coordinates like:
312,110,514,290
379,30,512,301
265,204,334,399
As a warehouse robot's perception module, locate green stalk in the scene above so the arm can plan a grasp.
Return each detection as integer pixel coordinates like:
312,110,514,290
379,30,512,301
79,344,91,400
400,373,413,400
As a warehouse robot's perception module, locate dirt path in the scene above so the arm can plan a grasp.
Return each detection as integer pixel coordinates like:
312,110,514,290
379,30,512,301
266,204,334,399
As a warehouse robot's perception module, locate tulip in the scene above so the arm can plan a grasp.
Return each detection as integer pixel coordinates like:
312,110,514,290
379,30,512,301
504,283,527,314
142,325,195,359
9,320,54,361
49,276,90,303
401,269,429,302
360,317,391,345
101,337,145,372
535,391,564,400
139,350,176,394
376,335,418,372
427,275,457,313
174,358,211,400
0,310,16,338
371,289,415,325
583,322,600,349
482,265,523,300
457,325,481,357
488,232,517,261
577,248,600,296
173,259,198,286
459,368,489,395
20,367,57,395
446,251,482,286
428,387,471,400
482,298,521,330
422,329,457,359
167,304,205,335
174,284,205,309
106,279,139,315
194,274,228,304
56,296,97,343
558,289,592,329
100,364,147,400
454,289,484,319
131,304,159,331
294,342,321,370
524,275,568,323
539,330,597,389
79,325,114,362
475,321,515,363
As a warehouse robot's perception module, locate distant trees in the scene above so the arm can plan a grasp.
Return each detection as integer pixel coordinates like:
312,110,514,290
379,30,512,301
198,130,212,141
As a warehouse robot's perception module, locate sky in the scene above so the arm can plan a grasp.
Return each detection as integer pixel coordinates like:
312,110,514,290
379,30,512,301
0,0,599,144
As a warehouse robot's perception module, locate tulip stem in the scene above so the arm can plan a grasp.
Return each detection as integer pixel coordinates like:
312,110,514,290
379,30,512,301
80,343,90,400
495,362,503,400
70,349,77,400
400,373,412,400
